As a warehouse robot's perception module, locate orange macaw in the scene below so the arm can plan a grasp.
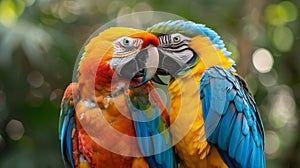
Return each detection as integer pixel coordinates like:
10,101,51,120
59,27,177,168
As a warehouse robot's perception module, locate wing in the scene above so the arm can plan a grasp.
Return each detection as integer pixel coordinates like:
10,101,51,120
200,66,265,168
128,81,177,168
59,83,78,168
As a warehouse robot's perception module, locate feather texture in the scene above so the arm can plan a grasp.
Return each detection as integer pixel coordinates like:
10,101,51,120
128,82,177,168
59,83,77,168
200,66,265,167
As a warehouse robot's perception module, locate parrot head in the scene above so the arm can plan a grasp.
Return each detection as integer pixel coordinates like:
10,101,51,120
147,20,235,77
78,27,160,89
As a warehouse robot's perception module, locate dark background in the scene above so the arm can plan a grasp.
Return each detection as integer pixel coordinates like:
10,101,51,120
0,0,299,167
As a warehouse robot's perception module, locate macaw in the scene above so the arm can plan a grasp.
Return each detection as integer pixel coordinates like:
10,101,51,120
59,27,177,168
147,20,265,168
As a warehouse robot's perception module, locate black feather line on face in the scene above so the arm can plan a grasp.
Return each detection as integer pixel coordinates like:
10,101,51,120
156,33,198,77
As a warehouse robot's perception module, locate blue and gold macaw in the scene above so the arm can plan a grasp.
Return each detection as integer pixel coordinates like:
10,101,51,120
147,20,265,168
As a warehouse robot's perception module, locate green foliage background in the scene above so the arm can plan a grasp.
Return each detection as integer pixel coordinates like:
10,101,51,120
0,0,299,167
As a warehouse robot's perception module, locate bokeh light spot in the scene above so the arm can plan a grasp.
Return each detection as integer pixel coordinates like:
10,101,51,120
269,86,296,128
265,130,280,158
27,71,44,88
50,88,63,101
264,1,298,26
5,119,25,141
264,4,285,26
0,0,18,26
252,48,274,73
63,0,81,15
118,6,133,18
279,1,297,22
258,70,277,87
243,24,259,41
272,26,294,52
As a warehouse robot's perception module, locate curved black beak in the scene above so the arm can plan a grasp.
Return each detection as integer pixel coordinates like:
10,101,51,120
135,45,160,87
111,45,164,87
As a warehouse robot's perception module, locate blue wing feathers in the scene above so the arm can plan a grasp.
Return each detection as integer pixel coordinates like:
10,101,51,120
200,66,265,168
206,120,220,144
242,116,250,135
205,110,222,141
60,112,68,166
210,78,227,115
234,95,243,112
235,135,249,166
132,120,154,155
59,97,75,168
227,89,236,101
146,108,161,133
218,103,236,150
66,117,75,168
201,83,211,120
227,113,240,157
128,92,177,168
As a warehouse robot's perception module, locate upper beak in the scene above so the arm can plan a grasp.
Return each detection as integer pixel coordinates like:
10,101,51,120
110,44,161,87
136,45,159,87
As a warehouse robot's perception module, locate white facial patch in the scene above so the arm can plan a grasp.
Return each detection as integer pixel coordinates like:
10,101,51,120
112,36,143,58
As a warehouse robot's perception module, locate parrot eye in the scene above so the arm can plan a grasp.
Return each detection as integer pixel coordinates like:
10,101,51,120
115,36,142,49
122,38,131,46
118,37,139,48
173,36,181,43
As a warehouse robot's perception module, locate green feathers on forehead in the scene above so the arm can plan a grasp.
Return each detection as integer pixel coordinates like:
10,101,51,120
147,20,200,37
147,20,232,57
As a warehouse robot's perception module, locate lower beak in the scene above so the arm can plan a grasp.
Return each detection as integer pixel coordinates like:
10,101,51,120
136,45,159,87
